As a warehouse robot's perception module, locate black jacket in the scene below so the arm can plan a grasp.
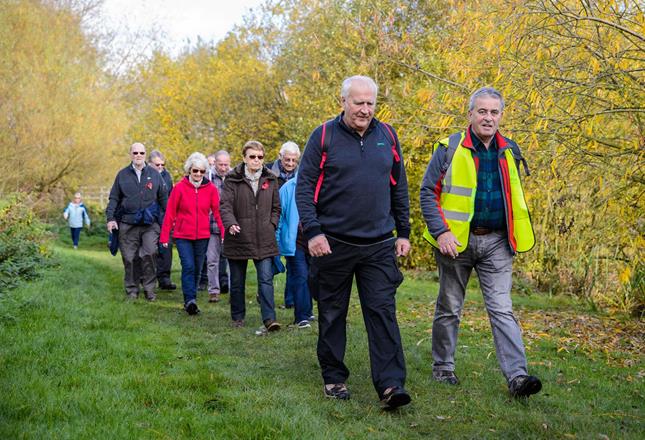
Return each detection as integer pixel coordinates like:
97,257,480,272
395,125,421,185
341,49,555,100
105,164,168,225
296,114,410,242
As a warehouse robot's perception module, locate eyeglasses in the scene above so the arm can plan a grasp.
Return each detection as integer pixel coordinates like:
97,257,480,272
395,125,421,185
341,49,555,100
247,155,264,160
154,163,165,167
131,151,146,155
191,169,206,174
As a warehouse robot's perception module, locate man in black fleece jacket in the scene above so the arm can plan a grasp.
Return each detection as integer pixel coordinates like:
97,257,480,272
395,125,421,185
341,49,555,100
296,75,411,410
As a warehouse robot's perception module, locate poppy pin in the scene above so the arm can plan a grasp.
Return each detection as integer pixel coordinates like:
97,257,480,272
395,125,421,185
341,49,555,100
146,182,153,190
261,181,269,190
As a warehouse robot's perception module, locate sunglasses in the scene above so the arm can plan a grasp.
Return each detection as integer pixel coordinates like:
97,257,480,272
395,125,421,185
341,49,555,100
154,163,165,167
191,169,206,174
247,155,264,160
131,151,146,155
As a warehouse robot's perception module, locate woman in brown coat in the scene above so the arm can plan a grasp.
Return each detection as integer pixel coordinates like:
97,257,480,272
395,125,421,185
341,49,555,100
221,141,282,333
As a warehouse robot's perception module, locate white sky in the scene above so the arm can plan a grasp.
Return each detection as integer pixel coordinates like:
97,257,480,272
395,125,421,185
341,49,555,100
100,0,266,54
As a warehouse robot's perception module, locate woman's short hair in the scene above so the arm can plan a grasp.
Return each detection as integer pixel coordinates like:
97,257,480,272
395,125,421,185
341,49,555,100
242,140,264,157
183,152,209,174
279,141,300,158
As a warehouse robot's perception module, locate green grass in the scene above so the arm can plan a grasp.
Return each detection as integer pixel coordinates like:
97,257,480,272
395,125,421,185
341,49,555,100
0,235,643,439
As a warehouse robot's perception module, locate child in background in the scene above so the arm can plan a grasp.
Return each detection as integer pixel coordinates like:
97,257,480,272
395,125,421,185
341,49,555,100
63,192,91,249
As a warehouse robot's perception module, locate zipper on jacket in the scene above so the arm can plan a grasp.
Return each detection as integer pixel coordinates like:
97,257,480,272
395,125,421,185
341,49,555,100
195,186,199,240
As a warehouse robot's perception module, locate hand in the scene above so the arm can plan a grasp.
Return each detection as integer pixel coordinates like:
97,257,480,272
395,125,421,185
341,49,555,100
395,238,411,257
107,221,118,232
308,234,332,257
437,231,461,258
229,225,241,235
161,242,169,248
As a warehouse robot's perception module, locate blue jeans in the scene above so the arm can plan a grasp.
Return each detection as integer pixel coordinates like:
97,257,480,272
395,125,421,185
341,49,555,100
286,248,313,322
229,257,276,323
70,227,82,246
175,238,209,305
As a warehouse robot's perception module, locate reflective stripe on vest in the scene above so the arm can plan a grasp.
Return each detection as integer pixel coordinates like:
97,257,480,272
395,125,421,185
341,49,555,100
423,132,535,253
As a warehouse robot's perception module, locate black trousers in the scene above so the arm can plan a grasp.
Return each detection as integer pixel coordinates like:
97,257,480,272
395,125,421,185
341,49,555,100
309,237,406,398
156,238,173,284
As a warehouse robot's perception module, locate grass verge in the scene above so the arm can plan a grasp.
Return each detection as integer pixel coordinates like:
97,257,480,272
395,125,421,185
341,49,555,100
0,237,643,439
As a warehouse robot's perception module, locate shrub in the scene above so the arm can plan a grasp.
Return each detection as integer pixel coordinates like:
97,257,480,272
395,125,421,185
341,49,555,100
0,194,52,292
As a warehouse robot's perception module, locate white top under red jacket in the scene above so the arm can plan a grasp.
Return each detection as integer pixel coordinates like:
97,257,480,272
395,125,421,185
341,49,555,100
159,176,224,243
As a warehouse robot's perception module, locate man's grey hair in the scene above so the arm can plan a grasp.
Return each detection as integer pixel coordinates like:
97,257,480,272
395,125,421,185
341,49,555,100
214,150,230,160
279,141,300,158
469,87,505,112
149,149,165,161
341,75,378,99
183,152,209,174
130,142,146,153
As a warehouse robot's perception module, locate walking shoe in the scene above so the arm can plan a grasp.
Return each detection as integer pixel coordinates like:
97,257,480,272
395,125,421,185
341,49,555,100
185,301,200,316
144,292,156,302
309,315,316,321
158,281,176,291
296,320,311,329
509,375,542,398
432,370,459,385
126,292,138,300
231,319,244,328
264,319,281,332
208,293,220,303
220,285,229,294
380,386,411,410
323,383,350,400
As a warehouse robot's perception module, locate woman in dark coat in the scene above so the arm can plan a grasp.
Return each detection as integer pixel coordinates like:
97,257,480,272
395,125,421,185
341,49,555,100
221,141,282,334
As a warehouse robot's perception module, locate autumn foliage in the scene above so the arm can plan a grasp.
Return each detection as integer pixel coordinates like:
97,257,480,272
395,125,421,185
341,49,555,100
1,0,642,315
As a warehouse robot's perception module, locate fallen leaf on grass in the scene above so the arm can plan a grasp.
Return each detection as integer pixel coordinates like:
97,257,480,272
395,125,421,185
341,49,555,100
435,415,451,420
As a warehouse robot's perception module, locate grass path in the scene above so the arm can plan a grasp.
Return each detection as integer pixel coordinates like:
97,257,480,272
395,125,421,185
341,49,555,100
0,239,643,439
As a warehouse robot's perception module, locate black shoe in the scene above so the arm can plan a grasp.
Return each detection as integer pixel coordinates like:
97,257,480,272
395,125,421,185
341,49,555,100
432,370,459,385
185,301,200,315
220,285,229,294
159,281,176,291
380,386,411,410
323,383,350,400
509,375,542,398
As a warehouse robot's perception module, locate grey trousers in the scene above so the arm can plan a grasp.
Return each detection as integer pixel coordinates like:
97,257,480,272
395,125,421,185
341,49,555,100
206,234,222,294
432,230,528,382
119,222,160,296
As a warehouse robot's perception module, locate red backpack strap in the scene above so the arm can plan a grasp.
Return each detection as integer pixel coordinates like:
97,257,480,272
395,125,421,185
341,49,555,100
381,122,400,186
313,122,330,204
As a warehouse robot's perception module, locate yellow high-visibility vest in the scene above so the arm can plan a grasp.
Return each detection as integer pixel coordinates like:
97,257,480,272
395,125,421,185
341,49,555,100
423,131,535,253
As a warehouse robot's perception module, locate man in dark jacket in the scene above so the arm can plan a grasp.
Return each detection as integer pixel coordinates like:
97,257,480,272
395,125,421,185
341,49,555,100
149,149,176,291
295,75,411,409
106,142,168,301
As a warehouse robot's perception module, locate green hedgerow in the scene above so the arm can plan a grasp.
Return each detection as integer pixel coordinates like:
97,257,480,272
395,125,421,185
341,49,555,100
0,194,52,292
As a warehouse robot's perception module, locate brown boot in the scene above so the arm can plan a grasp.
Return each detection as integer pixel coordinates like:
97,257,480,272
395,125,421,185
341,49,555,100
208,293,220,303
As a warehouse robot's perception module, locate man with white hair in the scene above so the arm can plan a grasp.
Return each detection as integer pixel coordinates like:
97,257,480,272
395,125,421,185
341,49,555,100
106,142,168,301
296,75,411,409
268,141,302,309
267,141,300,188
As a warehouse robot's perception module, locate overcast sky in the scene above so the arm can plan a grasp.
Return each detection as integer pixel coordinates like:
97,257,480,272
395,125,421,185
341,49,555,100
100,0,266,54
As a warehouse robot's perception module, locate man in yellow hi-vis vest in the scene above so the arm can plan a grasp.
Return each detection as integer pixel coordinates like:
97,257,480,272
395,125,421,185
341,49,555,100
420,87,542,398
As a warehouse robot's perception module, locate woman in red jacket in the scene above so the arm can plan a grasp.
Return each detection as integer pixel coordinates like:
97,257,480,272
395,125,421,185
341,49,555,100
160,152,224,315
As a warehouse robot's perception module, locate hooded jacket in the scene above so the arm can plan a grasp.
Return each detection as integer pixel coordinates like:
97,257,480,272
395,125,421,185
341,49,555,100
159,176,224,243
220,163,281,260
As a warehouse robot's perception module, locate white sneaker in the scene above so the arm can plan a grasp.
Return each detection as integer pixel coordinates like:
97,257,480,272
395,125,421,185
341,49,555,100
297,320,311,329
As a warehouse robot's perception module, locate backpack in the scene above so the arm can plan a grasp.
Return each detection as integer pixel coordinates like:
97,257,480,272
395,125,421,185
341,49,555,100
437,132,530,176
313,120,401,204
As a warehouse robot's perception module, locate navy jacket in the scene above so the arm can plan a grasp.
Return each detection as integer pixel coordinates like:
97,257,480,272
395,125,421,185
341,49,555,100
296,114,410,242
105,164,168,225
